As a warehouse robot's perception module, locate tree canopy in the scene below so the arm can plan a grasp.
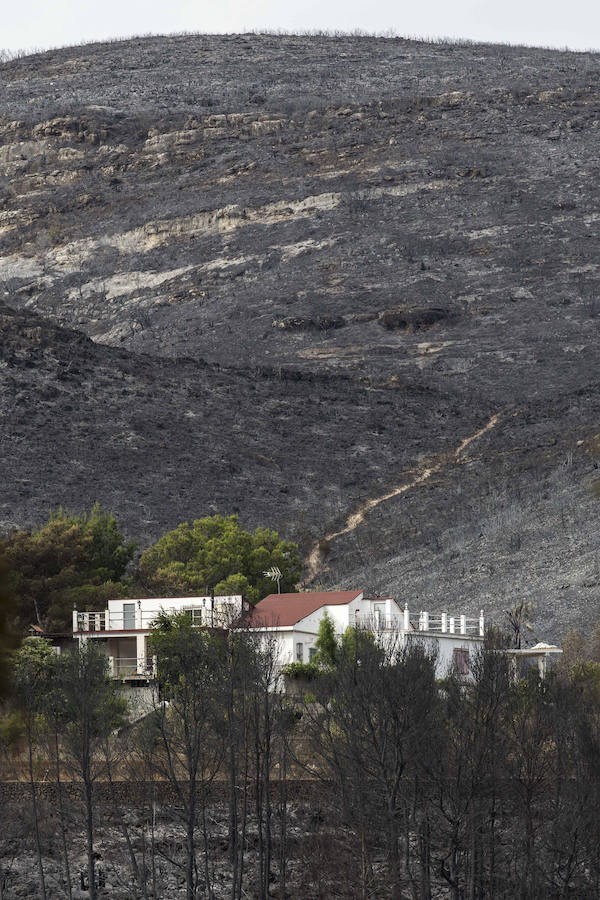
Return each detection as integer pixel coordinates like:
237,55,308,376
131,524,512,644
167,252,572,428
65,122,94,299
138,514,301,604
2,504,135,634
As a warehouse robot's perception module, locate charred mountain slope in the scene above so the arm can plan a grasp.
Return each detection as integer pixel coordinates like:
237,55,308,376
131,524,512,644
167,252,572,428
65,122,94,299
2,34,600,637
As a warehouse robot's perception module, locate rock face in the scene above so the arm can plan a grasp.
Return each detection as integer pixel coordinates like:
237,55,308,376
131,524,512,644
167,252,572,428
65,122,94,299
2,34,600,638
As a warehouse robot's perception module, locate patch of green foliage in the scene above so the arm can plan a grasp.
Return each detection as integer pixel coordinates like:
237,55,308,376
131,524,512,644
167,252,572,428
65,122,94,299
138,514,301,604
2,504,135,634
148,610,224,699
11,637,126,742
2,507,300,637
313,610,337,668
569,660,600,702
340,624,377,661
283,621,378,681
0,708,24,751
281,661,321,681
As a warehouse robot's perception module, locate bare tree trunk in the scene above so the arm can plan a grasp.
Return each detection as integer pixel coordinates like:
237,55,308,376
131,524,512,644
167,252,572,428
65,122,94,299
228,732,238,867
387,804,403,900
201,798,214,900
360,825,369,900
263,691,272,900
254,683,273,900
27,722,47,900
186,779,197,900
104,739,146,897
236,724,250,900
150,788,158,900
418,814,432,900
83,772,96,900
278,735,287,900
255,712,264,897
226,674,241,900
54,727,72,900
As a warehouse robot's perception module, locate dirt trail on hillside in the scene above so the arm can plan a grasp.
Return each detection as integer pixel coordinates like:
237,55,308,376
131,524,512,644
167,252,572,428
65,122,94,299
305,411,502,582
454,411,501,460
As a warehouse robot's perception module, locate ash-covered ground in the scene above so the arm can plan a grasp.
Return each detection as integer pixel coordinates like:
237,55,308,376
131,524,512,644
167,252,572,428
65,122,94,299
2,34,600,637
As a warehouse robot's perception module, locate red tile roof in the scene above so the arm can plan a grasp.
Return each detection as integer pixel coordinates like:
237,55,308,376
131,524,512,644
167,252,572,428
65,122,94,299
251,590,363,627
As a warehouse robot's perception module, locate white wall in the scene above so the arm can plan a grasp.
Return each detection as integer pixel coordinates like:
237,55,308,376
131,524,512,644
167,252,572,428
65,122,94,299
295,593,366,636
406,632,482,679
272,629,320,665
275,595,413,667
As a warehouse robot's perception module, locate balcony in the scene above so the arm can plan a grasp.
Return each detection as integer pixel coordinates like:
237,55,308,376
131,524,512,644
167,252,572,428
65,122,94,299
413,611,484,637
357,608,485,637
108,656,157,680
75,609,159,633
74,606,239,634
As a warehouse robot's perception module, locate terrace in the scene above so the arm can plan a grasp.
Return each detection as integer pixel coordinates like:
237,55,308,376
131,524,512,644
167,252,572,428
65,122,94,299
73,595,246,680
73,595,246,636
357,606,485,637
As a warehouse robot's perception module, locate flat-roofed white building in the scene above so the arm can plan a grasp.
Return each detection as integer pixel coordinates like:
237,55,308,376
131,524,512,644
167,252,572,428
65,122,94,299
73,594,246,678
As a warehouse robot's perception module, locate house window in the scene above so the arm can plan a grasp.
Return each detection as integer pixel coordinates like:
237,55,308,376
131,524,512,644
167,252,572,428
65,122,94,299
308,647,317,662
296,642,304,662
453,648,470,675
190,608,204,627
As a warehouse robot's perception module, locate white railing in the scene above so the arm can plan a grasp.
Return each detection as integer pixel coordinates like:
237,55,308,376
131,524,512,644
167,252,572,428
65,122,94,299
74,604,241,634
108,656,157,679
414,611,484,636
357,607,485,637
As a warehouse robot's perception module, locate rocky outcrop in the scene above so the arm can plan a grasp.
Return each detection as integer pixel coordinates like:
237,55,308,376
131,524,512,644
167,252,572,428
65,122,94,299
273,315,346,332
378,306,453,332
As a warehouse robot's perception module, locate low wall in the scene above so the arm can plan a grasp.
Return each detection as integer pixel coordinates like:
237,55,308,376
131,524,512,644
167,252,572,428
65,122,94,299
0,779,331,807
116,681,156,722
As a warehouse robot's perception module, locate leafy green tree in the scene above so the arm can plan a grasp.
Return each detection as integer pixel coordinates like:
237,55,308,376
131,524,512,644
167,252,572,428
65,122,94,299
82,503,135,580
138,514,300,604
214,572,253,599
314,610,338,668
2,504,135,633
340,624,377,663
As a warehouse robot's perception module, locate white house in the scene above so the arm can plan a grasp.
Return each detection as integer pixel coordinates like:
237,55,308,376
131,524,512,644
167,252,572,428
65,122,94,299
73,589,485,682
73,594,247,678
250,590,485,679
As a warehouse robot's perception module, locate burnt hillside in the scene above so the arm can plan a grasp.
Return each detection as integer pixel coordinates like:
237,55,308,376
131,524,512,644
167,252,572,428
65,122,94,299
2,33,600,637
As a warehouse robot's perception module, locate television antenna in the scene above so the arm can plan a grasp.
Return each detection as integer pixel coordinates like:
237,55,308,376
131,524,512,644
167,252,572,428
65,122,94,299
264,566,282,594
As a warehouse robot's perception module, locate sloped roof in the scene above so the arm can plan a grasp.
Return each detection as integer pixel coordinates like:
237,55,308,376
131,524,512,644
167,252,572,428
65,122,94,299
251,590,363,627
